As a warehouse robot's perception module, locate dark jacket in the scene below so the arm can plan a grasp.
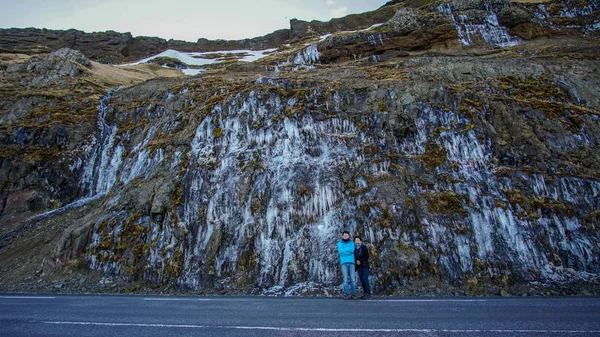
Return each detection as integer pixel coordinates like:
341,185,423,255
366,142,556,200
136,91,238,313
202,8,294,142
354,244,370,269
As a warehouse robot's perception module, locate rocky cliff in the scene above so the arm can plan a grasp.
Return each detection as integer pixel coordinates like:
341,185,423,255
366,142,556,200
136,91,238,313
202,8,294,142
0,0,599,296
0,27,290,64
0,2,395,64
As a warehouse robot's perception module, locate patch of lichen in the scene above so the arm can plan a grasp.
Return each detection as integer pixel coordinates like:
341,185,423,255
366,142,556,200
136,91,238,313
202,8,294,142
465,258,515,294
0,144,61,163
437,173,464,185
212,127,224,138
247,84,311,101
118,217,152,278
422,191,468,216
91,217,119,260
236,237,257,272
365,172,393,187
503,189,537,219
18,89,73,99
92,213,152,280
169,181,185,210
362,142,381,155
164,151,191,209
498,74,598,118
163,248,185,280
359,201,394,228
362,63,409,81
457,101,481,122
146,129,174,156
417,141,447,171
503,189,578,219
240,83,340,121
249,194,266,215
0,96,99,134
344,178,365,196
192,76,246,114
451,74,599,135
555,145,600,179
298,184,313,197
240,159,268,173
116,116,149,136
585,210,600,224
531,197,578,217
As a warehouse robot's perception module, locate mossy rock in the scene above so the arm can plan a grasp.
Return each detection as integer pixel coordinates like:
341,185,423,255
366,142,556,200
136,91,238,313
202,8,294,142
422,190,468,216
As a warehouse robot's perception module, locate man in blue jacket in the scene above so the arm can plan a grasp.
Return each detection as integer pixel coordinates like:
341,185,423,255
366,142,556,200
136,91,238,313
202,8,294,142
337,230,357,299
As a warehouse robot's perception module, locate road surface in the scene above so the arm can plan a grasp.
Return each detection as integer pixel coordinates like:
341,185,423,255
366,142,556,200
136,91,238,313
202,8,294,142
1,294,599,336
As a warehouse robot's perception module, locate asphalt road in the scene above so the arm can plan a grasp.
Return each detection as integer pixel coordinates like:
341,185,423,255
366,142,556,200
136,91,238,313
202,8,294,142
1,294,599,336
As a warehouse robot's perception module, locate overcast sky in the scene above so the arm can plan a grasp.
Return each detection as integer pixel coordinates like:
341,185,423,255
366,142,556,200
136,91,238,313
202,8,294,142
1,0,390,41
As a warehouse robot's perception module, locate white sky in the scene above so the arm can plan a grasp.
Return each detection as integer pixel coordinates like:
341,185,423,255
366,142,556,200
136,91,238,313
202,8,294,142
0,0,390,42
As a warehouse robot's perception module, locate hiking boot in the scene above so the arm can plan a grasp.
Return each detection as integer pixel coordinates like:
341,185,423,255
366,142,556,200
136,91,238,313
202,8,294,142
364,294,371,300
343,294,350,300
350,294,358,300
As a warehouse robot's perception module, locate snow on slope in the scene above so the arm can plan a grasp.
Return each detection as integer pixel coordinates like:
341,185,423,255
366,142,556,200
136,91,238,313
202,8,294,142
121,48,278,75
319,23,386,42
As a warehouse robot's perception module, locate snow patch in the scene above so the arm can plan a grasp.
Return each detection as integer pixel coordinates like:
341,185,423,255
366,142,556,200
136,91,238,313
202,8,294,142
121,48,278,75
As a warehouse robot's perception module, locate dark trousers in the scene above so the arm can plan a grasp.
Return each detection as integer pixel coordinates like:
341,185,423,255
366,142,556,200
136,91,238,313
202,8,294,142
357,267,371,295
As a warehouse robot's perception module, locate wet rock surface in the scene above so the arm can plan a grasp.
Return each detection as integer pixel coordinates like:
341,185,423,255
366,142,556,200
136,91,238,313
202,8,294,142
0,0,599,297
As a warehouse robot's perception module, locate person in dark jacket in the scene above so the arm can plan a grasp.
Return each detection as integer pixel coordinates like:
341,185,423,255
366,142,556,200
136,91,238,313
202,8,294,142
354,235,371,299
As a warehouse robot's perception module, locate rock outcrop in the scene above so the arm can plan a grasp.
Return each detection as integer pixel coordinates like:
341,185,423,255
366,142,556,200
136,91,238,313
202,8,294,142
0,2,402,64
0,0,599,297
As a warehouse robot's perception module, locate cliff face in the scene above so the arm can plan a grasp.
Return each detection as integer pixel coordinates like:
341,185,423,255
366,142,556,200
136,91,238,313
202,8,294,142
0,0,599,296
0,28,136,63
0,28,293,64
0,2,401,64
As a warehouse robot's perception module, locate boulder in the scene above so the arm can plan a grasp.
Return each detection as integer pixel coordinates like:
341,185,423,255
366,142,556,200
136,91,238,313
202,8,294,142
48,48,92,68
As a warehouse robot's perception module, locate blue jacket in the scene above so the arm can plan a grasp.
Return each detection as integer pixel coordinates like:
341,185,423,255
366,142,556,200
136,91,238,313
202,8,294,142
337,240,355,265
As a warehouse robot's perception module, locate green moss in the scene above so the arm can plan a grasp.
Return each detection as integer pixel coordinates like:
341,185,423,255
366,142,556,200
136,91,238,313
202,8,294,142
423,191,468,216
170,156,189,209
504,189,579,219
463,123,476,131
362,63,409,81
405,196,414,209
20,89,72,99
213,127,224,138
417,141,447,171
360,201,394,228
531,197,577,217
171,184,185,208
236,237,257,272
362,143,381,155
298,184,313,197
586,210,600,224
97,236,113,251
250,195,264,215
251,121,263,129
164,249,185,279
495,199,508,210
0,144,62,163
456,226,470,235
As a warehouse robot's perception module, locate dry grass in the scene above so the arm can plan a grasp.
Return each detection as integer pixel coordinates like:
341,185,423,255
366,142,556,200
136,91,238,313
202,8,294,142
82,61,183,88
362,63,410,81
1,52,184,91
510,0,551,3
0,53,32,66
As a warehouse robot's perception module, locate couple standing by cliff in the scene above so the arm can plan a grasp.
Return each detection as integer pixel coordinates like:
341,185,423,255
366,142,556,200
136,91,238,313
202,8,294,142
337,230,371,300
